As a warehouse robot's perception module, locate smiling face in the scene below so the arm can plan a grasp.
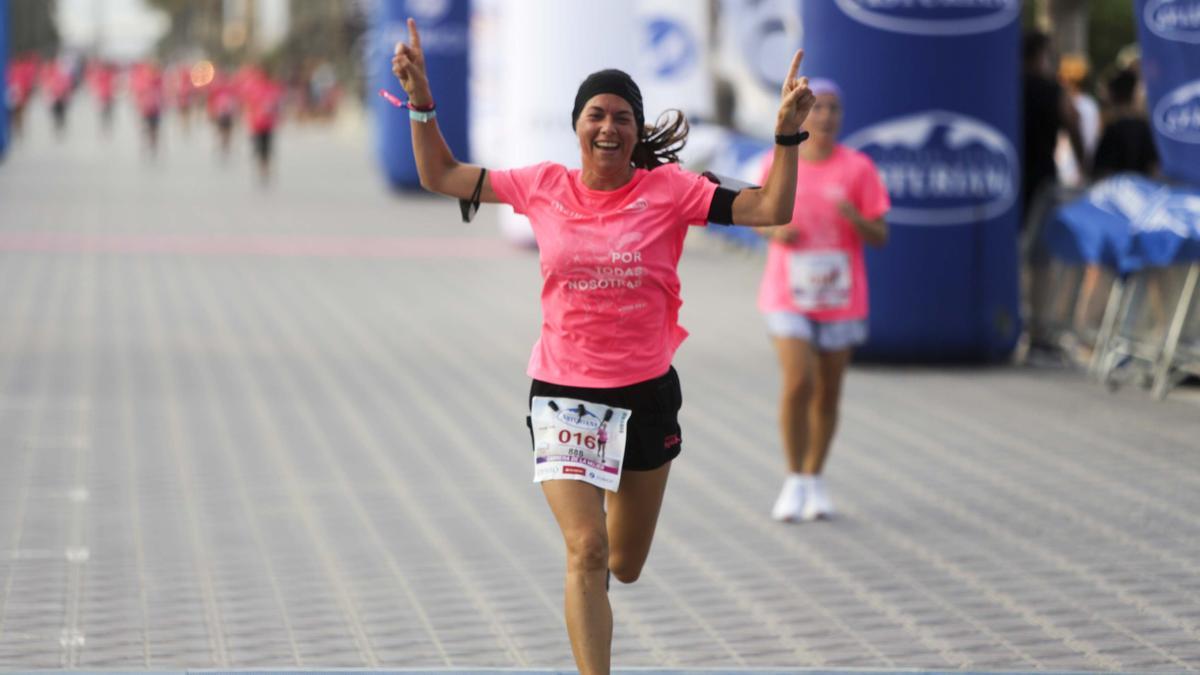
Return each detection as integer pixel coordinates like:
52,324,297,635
576,93,639,185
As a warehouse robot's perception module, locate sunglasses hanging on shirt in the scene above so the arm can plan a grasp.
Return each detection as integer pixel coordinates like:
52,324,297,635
459,168,487,223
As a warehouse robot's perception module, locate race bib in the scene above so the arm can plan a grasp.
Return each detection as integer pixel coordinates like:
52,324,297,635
531,396,631,492
788,250,852,311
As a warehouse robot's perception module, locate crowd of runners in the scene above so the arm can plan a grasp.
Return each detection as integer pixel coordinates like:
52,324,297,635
6,53,342,184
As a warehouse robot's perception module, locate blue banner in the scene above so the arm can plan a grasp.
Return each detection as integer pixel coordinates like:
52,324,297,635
0,0,9,160
1137,0,1200,186
367,0,470,189
799,1,1022,362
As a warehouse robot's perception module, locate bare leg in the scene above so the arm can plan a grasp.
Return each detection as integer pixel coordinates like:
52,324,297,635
542,480,610,675
805,348,852,475
606,462,671,584
772,336,816,473
1073,264,1102,332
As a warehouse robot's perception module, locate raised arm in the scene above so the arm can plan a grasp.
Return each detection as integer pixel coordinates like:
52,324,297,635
393,18,500,202
730,50,815,227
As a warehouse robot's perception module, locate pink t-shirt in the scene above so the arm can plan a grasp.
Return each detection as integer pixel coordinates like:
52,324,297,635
758,145,889,321
245,79,284,133
490,162,717,388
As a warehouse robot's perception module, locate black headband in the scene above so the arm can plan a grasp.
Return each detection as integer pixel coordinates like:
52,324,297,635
571,69,644,134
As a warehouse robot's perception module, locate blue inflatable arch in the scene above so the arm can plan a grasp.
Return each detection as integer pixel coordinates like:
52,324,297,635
368,0,470,189
800,1,1022,361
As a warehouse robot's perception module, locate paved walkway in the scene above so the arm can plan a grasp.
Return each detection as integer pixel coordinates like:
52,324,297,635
1,100,1199,673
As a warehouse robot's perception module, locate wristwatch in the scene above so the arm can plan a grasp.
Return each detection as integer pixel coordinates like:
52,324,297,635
775,130,809,146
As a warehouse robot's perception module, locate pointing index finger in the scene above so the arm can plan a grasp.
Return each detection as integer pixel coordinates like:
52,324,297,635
407,17,421,50
785,49,804,83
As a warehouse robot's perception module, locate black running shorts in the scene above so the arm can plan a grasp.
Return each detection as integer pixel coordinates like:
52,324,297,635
527,366,683,472
253,130,274,161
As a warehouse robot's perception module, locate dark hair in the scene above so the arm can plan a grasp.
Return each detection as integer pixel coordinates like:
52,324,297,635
1022,31,1051,65
572,69,644,133
1108,69,1138,106
631,109,689,169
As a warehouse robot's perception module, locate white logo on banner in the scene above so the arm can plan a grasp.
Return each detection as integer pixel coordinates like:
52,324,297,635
407,0,450,21
1145,0,1200,44
1153,79,1200,142
644,17,698,79
843,110,1017,226
733,0,802,89
834,0,1019,36
380,0,466,58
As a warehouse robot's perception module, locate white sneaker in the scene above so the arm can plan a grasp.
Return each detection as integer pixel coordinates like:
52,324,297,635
802,476,834,520
771,476,807,522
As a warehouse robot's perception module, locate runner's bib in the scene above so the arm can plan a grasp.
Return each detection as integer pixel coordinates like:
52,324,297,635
788,250,852,311
531,396,631,492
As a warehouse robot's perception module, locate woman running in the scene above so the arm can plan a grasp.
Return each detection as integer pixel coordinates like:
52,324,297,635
759,79,890,523
392,18,814,674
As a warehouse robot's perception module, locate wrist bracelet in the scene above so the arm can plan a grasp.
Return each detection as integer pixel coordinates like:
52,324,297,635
774,130,809,146
409,108,437,123
406,100,435,112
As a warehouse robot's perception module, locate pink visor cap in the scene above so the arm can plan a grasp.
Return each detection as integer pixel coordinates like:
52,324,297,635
808,78,842,99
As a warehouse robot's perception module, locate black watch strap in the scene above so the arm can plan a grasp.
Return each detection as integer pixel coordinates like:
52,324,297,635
774,130,810,146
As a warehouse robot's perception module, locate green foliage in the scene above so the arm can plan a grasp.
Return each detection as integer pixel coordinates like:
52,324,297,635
1021,0,1038,30
144,0,192,13
1088,0,1138,82
8,0,60,56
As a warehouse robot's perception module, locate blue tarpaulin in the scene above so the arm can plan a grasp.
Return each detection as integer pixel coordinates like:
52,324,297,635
1130,185,1200,266
1043,175,1200,274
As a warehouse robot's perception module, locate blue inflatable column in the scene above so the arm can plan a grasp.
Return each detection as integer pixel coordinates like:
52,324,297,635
800,2,1023,361
1137,0,1200,187
0,0,9,161
368,0,470,190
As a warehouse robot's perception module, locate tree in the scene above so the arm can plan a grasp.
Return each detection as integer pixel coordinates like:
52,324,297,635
9,0,59,56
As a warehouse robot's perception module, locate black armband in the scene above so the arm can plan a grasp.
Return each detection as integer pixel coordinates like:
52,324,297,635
706,186,738,225
701,171,758,226
458,168,487,223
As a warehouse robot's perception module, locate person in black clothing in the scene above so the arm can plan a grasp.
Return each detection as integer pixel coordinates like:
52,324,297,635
1022,31,1084,226
1072,70,1162,337
1093,69,1159,178
1022,32,1086,356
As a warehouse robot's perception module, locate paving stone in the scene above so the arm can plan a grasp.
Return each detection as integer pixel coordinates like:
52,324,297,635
2,98,1199,673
